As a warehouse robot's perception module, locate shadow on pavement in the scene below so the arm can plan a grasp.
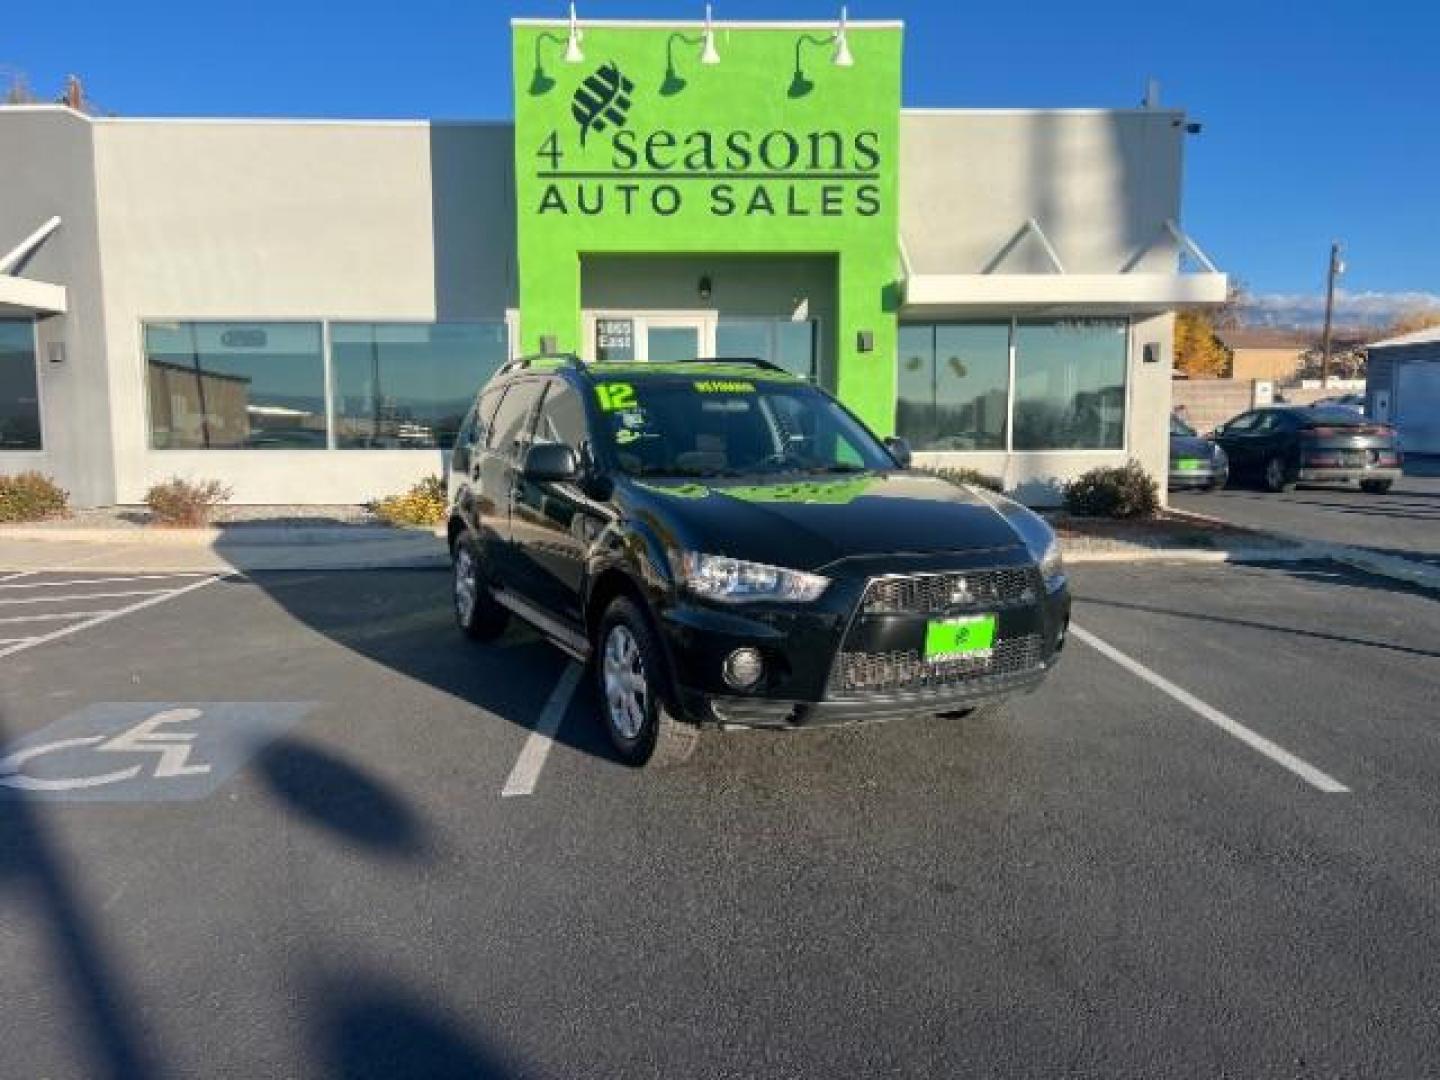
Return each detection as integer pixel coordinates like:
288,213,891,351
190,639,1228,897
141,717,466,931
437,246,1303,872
1075,561,1440,660
312,978,517,1079
233,569,622,767
0,709,161,1079
256,736,432,859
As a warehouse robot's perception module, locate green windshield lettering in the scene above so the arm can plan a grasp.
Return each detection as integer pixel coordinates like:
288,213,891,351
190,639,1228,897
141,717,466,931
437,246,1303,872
595,383,637,411
694,380,756,394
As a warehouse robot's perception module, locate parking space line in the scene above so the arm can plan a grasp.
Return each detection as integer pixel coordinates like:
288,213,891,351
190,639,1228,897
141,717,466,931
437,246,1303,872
1070,622,1350,794
0,572,31,583
0,589,173,606
0,611,121,625
501,663,583,798
0,576,223,661
0,573,211,590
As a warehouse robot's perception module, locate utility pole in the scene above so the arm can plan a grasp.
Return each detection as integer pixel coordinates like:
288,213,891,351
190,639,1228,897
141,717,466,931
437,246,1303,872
1320,241,1343,387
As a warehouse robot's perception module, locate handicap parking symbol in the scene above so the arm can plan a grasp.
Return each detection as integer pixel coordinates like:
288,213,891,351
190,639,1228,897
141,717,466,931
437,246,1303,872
0,702,316,802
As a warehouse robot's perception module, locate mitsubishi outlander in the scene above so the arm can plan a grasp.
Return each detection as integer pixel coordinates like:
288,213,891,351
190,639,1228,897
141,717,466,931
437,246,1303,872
447,356,1070,766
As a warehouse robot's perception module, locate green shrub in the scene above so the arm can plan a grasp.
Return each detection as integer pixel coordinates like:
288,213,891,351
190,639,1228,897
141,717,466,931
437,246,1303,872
144,477,232,527
924,466,1004,493
1063,461,1160,519
0,471,70,523
369,475,448,527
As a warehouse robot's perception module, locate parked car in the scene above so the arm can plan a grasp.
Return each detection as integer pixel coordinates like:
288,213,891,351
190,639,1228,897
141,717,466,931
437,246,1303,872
1310,393,1366,416
446,355,1070,766
1168,413,1229,491
1210,406,1402,493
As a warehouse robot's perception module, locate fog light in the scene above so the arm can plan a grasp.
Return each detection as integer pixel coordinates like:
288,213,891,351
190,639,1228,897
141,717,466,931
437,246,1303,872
722,648,764,690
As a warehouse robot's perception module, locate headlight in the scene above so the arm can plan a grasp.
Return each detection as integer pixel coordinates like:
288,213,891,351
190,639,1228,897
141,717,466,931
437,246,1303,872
677,552,830,603
1038,537,1066,591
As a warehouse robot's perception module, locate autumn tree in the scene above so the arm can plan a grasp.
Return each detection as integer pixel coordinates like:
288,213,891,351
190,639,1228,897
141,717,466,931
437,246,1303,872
1174,309,1230,377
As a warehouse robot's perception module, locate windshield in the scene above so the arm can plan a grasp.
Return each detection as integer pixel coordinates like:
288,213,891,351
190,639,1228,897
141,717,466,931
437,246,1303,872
1170,414,1196,436
591,375,895,477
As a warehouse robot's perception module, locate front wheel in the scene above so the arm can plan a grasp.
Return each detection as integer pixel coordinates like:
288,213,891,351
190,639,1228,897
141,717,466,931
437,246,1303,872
1360,479,1393,494
1263,456,1294,493
595,598,698,767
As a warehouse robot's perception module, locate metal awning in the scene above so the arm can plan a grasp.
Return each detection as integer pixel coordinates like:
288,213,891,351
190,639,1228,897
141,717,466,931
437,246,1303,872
899,218,1228,316
0,216,68,316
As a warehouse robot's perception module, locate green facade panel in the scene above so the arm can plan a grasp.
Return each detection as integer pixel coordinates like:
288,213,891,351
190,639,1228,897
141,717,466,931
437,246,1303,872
512,20,903,432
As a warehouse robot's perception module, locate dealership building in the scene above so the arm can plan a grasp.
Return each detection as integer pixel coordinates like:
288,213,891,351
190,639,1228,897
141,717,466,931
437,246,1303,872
0,14,1225,507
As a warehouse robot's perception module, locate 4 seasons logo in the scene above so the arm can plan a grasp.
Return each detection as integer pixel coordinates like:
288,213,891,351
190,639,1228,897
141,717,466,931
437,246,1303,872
536,61,883,220
572,62,635,147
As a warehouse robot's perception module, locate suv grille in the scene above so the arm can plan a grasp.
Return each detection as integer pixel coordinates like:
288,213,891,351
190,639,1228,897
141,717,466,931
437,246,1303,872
830,634,1044,696
862,568,1038,615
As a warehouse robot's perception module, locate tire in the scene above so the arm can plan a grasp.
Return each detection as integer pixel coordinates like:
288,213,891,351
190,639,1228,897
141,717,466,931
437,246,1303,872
1360,479,1393,494
451,532,509,641
1262,456,1294,493
595,597,699,767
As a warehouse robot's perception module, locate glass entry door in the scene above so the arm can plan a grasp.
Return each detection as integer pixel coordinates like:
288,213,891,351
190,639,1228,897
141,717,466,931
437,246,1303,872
644,318,703,362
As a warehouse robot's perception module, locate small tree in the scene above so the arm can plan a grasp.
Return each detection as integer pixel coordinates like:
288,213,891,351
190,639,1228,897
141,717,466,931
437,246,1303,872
1174,309,1230,378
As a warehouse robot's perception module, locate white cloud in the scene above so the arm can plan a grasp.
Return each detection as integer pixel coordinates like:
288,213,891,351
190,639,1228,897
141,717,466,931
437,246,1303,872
1242,289,1440,329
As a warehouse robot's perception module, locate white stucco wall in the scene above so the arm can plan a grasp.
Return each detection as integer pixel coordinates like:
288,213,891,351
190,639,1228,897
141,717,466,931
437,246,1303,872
0,108,116,505
89,118,516,503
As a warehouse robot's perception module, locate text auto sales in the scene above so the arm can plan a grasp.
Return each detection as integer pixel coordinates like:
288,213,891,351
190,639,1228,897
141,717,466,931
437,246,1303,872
535,127,882,217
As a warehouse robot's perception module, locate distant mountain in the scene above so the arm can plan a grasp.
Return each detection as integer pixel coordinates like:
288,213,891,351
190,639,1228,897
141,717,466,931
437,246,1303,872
1241,289,1440,332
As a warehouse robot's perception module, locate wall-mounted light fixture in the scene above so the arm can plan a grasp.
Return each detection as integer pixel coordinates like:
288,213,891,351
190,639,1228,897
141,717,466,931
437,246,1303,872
564,2,585,64
856,329,874,353
789,7,857,97
698,275,714,301
833,6,854,68
701,4,721,65
540,333,559,353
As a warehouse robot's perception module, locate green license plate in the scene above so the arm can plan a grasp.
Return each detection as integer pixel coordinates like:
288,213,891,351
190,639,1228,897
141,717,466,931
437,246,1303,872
924,614,998,661
1176,459,1203,471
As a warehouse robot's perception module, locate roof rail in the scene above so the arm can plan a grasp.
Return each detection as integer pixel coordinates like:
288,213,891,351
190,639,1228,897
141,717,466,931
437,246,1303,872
688,356,790,375
497,352,585,377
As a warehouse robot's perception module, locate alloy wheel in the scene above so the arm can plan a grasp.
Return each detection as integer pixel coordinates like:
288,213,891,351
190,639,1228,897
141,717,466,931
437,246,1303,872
453,545,477,624
602,624,648,741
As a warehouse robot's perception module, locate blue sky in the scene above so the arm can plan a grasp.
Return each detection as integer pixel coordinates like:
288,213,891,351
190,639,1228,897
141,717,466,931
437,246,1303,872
6,0,1437,324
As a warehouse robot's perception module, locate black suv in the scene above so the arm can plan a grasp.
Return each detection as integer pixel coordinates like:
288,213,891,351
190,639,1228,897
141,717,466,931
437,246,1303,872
447,356,1070,765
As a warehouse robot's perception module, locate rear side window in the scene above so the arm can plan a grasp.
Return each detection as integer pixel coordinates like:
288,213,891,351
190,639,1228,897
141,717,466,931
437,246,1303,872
488,380,545,459
1307,407,1365,426
1224,412,1259,432
535,382,590,452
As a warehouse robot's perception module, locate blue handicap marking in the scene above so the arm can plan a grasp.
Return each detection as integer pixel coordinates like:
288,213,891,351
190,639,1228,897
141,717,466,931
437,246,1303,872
0,702,316,802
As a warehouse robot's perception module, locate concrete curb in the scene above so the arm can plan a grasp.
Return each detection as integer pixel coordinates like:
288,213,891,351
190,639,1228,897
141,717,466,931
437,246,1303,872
0,524,442,546
1161,506,1440,592
1062,546,1316,565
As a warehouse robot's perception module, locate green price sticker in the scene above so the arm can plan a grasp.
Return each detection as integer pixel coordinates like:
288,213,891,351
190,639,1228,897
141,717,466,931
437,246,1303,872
595,383,636,411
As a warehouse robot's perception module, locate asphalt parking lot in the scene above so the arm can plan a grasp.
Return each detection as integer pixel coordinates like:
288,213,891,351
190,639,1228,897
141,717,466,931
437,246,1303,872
2,561,1439,1077
1173,465,1440,565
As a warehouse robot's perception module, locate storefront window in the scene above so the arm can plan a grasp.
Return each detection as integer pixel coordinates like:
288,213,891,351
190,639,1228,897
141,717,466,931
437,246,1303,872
715,319,817,381
1013,320,1128,450
331,322,508,448
0,320,42,450
895,323,1009,451
146,322,326,449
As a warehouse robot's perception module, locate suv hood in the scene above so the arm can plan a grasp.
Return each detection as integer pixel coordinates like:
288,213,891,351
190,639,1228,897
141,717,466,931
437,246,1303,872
623,471,1028,572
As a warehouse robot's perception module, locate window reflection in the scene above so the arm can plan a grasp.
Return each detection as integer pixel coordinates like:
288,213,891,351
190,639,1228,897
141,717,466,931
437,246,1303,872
332,323,508,449
146,322,326,449
0,320,41,450
1013,320,1127,450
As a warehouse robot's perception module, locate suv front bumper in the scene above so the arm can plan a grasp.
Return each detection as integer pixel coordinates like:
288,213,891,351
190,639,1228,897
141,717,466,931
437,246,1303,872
657,573,1070,729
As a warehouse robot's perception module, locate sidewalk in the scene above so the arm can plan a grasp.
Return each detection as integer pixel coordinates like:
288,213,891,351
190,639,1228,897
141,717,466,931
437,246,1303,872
0,524,448,572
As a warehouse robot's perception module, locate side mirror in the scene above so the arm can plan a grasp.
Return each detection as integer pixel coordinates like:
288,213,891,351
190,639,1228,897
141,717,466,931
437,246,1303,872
883,435,912,469
522,441,579,482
